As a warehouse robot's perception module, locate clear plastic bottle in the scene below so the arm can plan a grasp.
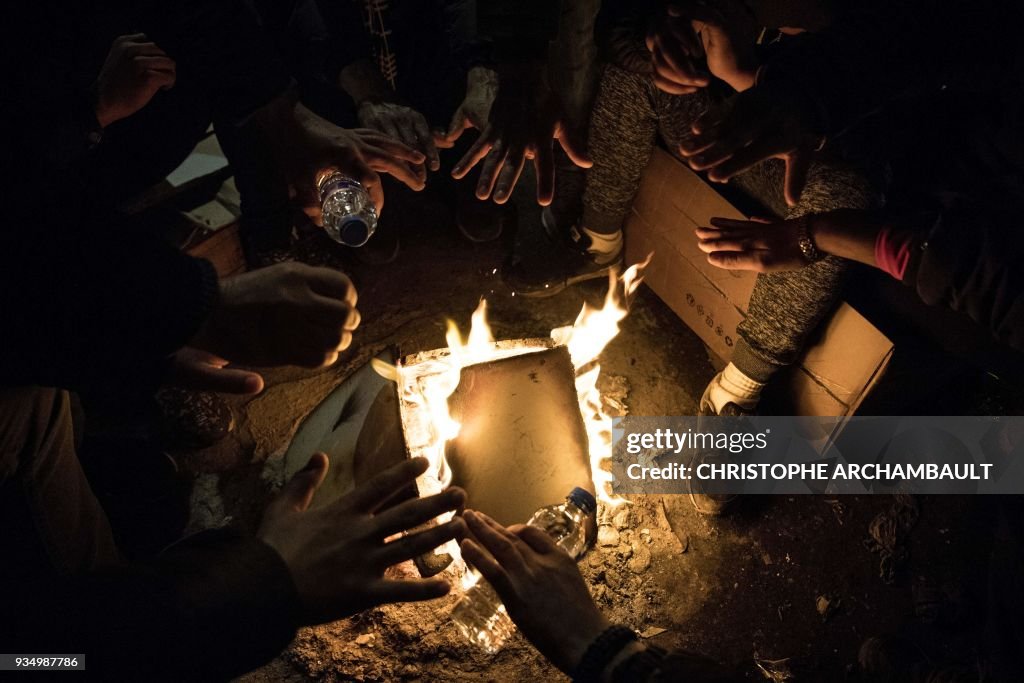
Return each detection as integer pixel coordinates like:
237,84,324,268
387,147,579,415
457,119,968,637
452,487,597,653
317,171,378,247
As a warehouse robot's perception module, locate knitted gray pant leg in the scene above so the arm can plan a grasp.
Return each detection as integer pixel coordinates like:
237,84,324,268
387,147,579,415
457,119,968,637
730,161,882,381
581,65,709,233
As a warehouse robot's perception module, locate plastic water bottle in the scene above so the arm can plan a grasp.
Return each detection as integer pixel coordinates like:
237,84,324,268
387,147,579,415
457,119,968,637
452,487,597,653
317,172,378,247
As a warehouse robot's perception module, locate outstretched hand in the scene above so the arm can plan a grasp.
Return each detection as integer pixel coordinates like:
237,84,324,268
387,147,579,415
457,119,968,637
696,216,808,272
447,72,592,206
94,34,176,127
460,510,608,674
678,86,823,206
260,455,467,625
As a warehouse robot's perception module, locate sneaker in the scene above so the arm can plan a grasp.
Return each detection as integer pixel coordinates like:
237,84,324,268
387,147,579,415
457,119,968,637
686,375,758,515
502,209,623,297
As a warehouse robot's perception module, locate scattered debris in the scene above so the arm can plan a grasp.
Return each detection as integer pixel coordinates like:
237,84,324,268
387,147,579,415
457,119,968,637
354,634,375,647
640,626,668,639
627,543,652,573
659,498,690,554
864,494,919,584
816,594,842,622
598,525,621,547
824,498,847,526
754,654,794,682
612,507,633,530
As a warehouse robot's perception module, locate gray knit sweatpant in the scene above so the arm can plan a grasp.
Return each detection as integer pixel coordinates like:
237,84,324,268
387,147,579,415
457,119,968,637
583,65,882,380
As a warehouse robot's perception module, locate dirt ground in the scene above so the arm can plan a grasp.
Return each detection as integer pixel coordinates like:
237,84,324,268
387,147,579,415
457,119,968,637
175,188,996,682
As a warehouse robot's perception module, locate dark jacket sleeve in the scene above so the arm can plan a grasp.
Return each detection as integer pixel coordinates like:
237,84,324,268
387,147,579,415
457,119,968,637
4,530,301,682
755,0,1012,139
903,207,1024,353
128,0,293,124
595,0,659,74
440,0,493,71
0,211,219,394
612,644,743,682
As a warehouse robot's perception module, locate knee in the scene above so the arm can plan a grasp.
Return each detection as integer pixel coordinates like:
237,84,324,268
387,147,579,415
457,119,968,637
0,387,73,480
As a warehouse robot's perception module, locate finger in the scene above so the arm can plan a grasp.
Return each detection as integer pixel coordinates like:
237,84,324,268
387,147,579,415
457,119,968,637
707,250,769,272
305,268,358,306
412,113,440,171
652,37,709,87
697,238,753,253
663,8,705,55
446,107,469,141
476,143,508,200
706,138,787,182
367,577,451,604
783,149,811,207
189,364,265,394
464,510,528,575
492,147,526,204
134,56,176,73
534,141,555,206
375,517,466,567
460,538,514,596
709,216,761,230
513,524,561,555
652,72,700,96
278,452,330,513
124,41,170,57
364,149,425,191
452,128,495,179
373,487,467,538
363,131,428,165
340,457,430,513
142,69,177,91
556,124,593,169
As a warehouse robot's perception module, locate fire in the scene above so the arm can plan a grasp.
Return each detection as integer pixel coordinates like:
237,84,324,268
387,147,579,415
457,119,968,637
380,258,649,580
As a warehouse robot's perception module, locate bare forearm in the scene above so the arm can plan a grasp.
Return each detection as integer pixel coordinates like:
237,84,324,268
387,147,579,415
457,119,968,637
810,209,883,267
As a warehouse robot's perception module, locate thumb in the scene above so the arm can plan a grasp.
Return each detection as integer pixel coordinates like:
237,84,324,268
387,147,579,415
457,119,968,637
445,107,469,142
281,452,330,513
783,148,811,207
556,123,593,169
192,364,265,394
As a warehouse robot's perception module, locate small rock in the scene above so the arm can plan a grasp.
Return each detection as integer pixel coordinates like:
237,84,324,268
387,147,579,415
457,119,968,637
617,543,633,559
627,543,652,573
605,568,623,590
613,507,632,530
598,525,620,547
355,633,374,646
588,552,604,568
640,626,668,639
816,594,842,622
593,584,608,602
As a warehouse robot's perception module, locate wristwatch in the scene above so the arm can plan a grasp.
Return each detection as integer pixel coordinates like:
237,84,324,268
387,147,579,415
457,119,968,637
797,216,824,263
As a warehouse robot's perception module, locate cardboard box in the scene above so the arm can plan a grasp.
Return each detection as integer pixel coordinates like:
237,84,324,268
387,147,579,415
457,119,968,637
625,148,893,418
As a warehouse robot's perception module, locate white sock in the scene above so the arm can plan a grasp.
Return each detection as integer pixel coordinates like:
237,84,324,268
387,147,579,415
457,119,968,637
707,362,765,413
583,227,623,265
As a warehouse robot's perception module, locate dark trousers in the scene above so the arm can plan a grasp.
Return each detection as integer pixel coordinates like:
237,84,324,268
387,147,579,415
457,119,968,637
0,387,118,585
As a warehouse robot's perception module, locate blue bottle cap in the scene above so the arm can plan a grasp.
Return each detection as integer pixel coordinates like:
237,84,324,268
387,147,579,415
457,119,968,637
340,217,370,247
568,487,597,515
